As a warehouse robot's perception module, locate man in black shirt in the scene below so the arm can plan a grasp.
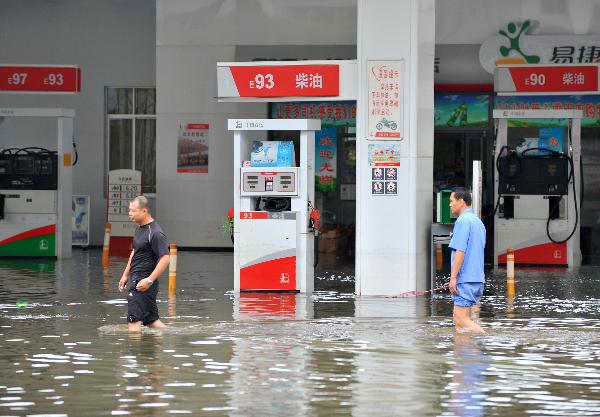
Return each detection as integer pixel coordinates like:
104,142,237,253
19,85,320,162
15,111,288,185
118,196,170,332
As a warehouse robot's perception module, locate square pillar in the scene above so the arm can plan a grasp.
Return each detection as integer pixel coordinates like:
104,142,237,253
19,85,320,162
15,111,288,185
356,0,435,295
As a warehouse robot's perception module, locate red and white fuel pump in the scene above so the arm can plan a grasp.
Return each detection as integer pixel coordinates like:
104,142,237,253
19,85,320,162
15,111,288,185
229,118,321,293
493,108,582,266
491,62,599,266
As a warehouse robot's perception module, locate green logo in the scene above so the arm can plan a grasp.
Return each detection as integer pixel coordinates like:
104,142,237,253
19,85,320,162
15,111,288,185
498,20,540,63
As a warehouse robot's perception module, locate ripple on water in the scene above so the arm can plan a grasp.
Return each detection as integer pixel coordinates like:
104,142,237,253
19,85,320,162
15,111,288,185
4,253,600,416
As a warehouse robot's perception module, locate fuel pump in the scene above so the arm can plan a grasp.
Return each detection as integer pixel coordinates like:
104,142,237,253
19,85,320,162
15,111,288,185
493,109,582,266
0,108,74,258
229,119,320,293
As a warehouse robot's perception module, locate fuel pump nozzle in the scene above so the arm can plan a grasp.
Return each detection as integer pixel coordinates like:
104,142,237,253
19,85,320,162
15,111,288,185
308,204,321,236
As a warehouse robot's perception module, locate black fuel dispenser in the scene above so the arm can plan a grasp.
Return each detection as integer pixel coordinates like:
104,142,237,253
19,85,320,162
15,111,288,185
495,145,578,244
0,147,58,190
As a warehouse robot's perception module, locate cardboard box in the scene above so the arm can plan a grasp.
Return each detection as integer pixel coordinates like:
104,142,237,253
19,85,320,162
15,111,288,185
318,235,327,252
325,237,337,253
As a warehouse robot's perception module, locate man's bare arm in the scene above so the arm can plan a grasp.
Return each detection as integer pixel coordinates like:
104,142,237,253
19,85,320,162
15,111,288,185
449,250,465,295
148,254,170,282
118,250,135,292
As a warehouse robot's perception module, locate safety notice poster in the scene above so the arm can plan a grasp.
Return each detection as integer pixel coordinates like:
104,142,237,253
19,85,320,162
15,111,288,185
177,123,209,173
368,144,400,196
368,60,403,140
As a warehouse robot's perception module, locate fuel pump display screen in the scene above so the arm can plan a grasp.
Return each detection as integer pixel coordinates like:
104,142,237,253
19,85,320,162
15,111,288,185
14,156,35,175
0,151,58,190
241,169,298,196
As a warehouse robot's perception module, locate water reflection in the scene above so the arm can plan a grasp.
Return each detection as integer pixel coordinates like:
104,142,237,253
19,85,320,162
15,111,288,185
0,250,600,415
235,292,302,319
444,334,489,417
116,333,171,415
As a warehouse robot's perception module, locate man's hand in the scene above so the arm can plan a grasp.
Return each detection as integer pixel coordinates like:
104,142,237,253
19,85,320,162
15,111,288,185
449,276,458,295
118,276,129,292
449,250,464,296
136,278,152,292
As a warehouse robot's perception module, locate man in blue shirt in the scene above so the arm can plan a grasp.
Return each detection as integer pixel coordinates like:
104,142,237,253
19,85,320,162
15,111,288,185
449,188,486,333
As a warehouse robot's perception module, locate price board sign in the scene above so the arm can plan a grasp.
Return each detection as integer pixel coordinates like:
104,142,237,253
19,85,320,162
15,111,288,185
218,64,339,98
107,169,142,237
495,64,599,95
0,65,81,93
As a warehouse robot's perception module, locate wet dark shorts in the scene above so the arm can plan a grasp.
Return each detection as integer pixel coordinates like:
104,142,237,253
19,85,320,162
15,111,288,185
452,282,484,308
127,278,160,326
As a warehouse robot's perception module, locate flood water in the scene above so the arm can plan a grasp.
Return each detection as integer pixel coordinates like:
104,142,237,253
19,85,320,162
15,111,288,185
1,249,600,416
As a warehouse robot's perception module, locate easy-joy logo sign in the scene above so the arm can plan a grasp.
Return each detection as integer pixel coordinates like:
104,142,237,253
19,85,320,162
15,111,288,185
479,20,600,73
497,20,541,65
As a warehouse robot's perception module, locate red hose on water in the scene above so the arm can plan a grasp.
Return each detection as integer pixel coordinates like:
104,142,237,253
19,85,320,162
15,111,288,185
388,283,449,298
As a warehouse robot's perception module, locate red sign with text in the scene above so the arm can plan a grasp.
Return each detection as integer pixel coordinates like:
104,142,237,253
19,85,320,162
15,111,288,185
240,211,269,220
0,65,81,93
507,65,598,93
229,65,339,97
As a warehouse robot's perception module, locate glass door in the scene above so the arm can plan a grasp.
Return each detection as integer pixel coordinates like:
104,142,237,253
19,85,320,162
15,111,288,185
434,130,493,262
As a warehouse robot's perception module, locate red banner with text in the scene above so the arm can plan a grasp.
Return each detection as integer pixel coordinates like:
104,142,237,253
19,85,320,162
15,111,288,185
0,65,81,93
499,65,599,93
228,65,339,97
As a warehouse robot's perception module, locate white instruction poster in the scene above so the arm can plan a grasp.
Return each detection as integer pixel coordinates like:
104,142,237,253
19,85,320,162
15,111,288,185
368,60,403,140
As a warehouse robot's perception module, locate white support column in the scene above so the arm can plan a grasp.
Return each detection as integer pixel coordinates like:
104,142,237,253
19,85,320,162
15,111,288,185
473,160,482,218
356,0,435,295
493,118,507,267
233,131,242,293
57,116,73,259
569,117,582,267
296,130,315,294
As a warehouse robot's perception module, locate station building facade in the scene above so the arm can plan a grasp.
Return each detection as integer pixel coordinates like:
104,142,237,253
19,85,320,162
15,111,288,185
1,0,600,272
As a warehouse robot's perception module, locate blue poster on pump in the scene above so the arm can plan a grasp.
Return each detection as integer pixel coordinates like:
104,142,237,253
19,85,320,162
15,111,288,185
539,127,564,152
250,141,295,167
515,127,564,156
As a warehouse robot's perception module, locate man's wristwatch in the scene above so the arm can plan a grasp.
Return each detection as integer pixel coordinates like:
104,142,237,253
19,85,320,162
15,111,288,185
146,278,154,286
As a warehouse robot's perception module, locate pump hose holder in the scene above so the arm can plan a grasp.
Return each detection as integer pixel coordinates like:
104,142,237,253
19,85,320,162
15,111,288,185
263,197,290,212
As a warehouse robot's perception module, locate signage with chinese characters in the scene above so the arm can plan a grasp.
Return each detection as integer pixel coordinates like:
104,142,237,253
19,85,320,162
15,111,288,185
495,94,600,127
315,128,337,192
368,144,400,196
480,20,600,74
107,170,142,237
218,64,339,98
495,64,599,95
228,119,321,131
270,101,356,127
177,123,209,173
368,60,403,140
367,144,401,166
0,65,81,93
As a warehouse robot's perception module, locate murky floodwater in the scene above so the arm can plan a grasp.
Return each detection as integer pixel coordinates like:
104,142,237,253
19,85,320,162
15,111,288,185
1,250,600,416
